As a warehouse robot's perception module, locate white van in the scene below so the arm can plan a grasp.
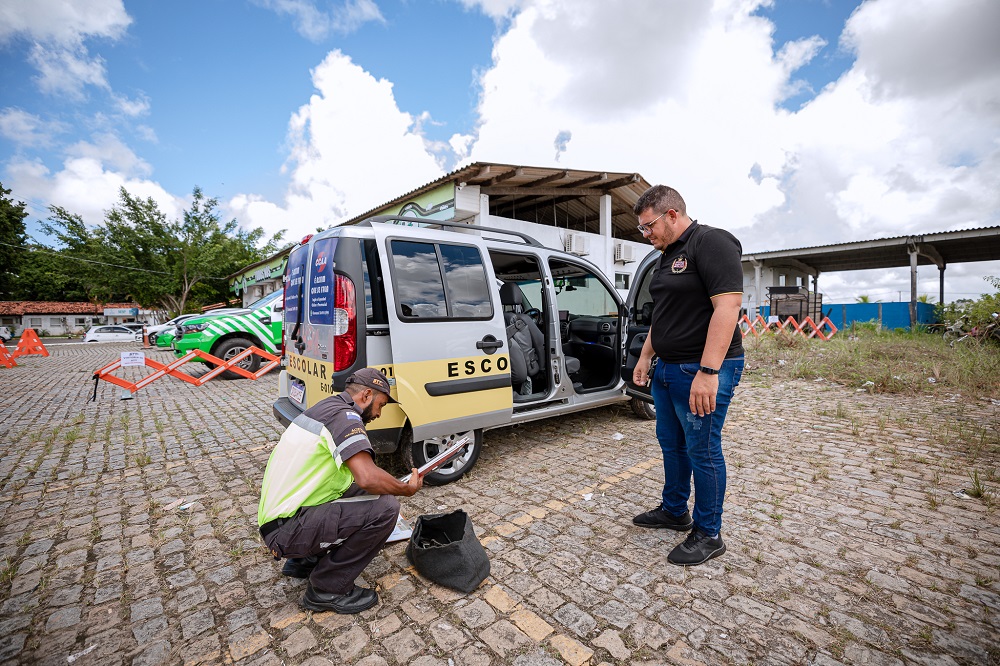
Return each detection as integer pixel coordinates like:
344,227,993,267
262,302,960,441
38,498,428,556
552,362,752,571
273,216,660,484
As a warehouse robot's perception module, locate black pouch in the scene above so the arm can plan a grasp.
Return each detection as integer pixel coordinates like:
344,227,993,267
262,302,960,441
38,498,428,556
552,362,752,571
405,510,490,593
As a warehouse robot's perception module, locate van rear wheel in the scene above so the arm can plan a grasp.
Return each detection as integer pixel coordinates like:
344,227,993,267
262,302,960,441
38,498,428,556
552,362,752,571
402,429,482,486
214,337,260,379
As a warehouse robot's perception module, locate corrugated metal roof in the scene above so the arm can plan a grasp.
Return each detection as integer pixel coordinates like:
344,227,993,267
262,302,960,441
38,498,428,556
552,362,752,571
340,161,653,242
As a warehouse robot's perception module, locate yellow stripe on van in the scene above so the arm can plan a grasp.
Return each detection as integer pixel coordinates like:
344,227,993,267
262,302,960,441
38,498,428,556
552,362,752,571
286,352,511,432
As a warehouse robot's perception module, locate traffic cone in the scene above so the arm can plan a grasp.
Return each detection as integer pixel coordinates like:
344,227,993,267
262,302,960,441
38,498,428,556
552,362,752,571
0,342,16,368
142,326,152,349
12,328,49,359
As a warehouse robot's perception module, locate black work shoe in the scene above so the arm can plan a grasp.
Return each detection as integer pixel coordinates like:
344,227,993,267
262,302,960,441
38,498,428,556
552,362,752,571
632,507,694,531
300,583,379,614
282,555,320,578
667,527,726,566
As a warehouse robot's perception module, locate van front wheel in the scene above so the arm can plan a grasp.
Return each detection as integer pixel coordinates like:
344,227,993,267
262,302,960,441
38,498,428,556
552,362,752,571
402,429,482,486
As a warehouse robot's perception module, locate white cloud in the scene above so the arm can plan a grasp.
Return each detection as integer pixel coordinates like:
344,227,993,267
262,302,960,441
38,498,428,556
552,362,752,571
0,0,131,45
113,92,151,118
6,156,183,231
229,50,444,239
29,44,110,100
254,0,385,41
0,108,67,148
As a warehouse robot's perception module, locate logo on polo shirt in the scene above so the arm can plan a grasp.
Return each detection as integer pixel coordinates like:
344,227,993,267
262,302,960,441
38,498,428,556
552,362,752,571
671,256,688,274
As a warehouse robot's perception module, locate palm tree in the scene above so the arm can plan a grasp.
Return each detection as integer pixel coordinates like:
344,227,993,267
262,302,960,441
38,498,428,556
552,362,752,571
856,295,871,303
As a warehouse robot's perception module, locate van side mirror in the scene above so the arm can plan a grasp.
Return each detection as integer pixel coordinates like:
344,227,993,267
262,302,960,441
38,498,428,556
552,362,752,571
273,303,283,313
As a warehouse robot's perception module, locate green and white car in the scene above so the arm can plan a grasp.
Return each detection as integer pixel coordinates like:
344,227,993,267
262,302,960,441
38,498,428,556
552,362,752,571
172,291,283,379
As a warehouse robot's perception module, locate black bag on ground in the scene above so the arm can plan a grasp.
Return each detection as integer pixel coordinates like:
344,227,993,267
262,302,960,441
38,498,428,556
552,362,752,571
405,510,490,593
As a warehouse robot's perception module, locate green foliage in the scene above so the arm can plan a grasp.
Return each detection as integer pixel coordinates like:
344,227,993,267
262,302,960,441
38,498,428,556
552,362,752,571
0,182,29,298
28,186,285,314
939,276,1000,330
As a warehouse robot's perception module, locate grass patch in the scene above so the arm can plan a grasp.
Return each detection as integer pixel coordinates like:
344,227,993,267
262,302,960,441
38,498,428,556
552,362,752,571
745,327,1000,398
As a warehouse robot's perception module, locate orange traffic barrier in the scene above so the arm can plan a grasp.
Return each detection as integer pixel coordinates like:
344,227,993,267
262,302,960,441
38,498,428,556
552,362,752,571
740,314,837,340
0,343,16,368
11,328,49,359
92,346,280,400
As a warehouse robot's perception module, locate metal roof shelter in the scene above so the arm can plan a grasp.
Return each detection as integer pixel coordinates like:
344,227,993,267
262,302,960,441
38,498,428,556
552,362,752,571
343,162,653,243
743,226,1000,327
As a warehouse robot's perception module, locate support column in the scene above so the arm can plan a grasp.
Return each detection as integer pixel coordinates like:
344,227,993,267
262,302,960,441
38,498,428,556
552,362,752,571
909,247,918,330
939,265,945,308
750,258,763,320
599,194,613,281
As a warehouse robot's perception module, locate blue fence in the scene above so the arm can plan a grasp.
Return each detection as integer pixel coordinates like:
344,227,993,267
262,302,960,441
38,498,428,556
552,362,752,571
757,302,937,330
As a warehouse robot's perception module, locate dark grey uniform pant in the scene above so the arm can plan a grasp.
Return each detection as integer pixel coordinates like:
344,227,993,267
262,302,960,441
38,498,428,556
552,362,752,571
263,485,400,595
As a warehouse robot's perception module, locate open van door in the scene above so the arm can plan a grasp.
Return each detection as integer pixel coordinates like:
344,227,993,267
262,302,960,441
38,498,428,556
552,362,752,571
371,223,514,441
620,248,661,418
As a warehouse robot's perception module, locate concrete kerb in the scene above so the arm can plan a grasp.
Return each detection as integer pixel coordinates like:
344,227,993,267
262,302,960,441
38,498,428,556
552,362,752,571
0,342,997,665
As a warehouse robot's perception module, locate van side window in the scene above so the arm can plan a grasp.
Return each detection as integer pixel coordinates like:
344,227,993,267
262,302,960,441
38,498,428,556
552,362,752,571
440,244,492,318
390,240,492,320
362,240,388,325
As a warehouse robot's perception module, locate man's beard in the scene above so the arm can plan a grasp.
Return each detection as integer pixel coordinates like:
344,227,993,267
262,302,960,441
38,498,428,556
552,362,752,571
361,403,376,423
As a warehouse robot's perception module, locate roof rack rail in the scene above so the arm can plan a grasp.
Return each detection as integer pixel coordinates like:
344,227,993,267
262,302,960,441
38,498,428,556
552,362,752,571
361,215,545,248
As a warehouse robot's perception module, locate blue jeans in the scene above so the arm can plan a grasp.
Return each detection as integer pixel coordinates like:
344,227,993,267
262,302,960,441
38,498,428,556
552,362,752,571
650,358,744,536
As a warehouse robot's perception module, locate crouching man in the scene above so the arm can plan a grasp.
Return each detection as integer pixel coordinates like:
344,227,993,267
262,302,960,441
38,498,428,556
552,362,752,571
258,368,422,614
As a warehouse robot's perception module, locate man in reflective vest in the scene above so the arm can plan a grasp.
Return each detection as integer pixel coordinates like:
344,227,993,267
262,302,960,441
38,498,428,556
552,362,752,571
258,368,422,613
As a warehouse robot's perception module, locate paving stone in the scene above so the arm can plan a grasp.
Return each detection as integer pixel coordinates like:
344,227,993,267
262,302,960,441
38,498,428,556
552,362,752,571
480,619,532,657
45,606,81,632
180,608,215,640
455,599,497,629
428,619,467,651
593,628,631,660
227,626,271,661
382,626,424,662
549,634,594,666
553,603,596,637
282,626,318,658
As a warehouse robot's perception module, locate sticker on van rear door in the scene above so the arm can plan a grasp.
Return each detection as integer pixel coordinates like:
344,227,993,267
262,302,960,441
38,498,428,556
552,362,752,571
308,238,338,325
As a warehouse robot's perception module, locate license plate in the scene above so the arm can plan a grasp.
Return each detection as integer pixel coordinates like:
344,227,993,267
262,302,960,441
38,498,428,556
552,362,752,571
289,382,305,404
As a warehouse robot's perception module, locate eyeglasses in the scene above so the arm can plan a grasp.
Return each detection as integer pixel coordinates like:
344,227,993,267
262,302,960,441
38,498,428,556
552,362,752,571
637,210,669,235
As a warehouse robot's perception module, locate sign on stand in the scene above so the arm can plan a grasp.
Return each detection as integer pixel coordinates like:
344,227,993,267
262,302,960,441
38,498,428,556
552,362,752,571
121,351,146,367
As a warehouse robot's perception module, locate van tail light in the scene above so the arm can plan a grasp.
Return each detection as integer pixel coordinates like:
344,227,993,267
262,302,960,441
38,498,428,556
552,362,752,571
333,274,357,371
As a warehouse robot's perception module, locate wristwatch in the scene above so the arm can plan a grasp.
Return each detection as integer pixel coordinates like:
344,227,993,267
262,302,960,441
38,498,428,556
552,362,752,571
698,366,720,375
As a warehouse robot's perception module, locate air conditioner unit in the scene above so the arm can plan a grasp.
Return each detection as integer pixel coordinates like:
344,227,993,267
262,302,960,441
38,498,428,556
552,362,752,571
614,241,635,263
564,232,589,256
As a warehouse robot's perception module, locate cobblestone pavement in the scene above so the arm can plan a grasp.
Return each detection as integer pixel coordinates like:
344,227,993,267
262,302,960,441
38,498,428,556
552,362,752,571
1,343,998,666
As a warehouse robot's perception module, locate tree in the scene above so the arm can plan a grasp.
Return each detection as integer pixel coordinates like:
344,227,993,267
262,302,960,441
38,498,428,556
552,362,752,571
917,294,935,303
0,182,28,298
856,294,871,303
39,186,284,315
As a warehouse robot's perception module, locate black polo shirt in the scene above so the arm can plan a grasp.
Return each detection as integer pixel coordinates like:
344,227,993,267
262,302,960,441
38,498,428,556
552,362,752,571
648,221,744,363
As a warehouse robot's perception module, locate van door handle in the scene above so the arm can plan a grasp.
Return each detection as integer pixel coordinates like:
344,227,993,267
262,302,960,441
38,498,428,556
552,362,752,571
476,335,503,355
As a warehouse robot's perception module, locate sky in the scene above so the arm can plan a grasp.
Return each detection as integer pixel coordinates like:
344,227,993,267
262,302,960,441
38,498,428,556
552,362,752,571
1,0,998,304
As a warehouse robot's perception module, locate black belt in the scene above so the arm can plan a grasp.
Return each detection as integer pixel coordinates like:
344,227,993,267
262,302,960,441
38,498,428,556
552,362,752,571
259,509,300,539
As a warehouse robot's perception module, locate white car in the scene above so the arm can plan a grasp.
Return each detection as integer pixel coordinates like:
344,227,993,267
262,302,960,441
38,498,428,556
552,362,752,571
145,314,199,338
84,325,140,343
0,326,12,343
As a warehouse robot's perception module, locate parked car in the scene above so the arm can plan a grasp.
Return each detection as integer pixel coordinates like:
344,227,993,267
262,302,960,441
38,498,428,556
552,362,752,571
272,215,658,485
145,314,200,339
0,326,12,343
84,325,141,343
171,294,282,378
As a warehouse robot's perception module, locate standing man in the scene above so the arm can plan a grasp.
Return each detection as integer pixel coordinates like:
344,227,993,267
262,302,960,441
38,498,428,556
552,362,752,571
631,185,744,566
258,368,423,613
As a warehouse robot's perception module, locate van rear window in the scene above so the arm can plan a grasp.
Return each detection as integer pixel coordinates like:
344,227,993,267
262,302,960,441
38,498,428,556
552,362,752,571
284,245,309,326
390,240,492,321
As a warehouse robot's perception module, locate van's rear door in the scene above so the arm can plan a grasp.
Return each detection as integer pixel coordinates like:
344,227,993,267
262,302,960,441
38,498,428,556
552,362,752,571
371,224,513,441
620,249,660,403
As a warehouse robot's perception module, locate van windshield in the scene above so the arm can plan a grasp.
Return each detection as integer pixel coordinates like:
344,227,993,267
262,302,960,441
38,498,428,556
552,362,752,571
248,289,283,311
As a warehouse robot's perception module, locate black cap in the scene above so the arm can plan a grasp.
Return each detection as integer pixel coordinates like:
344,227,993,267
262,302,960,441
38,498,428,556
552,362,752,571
346,368,396,402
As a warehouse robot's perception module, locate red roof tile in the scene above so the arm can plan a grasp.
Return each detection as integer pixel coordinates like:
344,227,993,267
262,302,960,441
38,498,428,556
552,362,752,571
0,301,139,315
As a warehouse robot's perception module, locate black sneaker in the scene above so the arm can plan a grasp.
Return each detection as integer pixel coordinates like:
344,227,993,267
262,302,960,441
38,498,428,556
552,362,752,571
667,527,726,566
282,555,320,578
632,507,694,531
